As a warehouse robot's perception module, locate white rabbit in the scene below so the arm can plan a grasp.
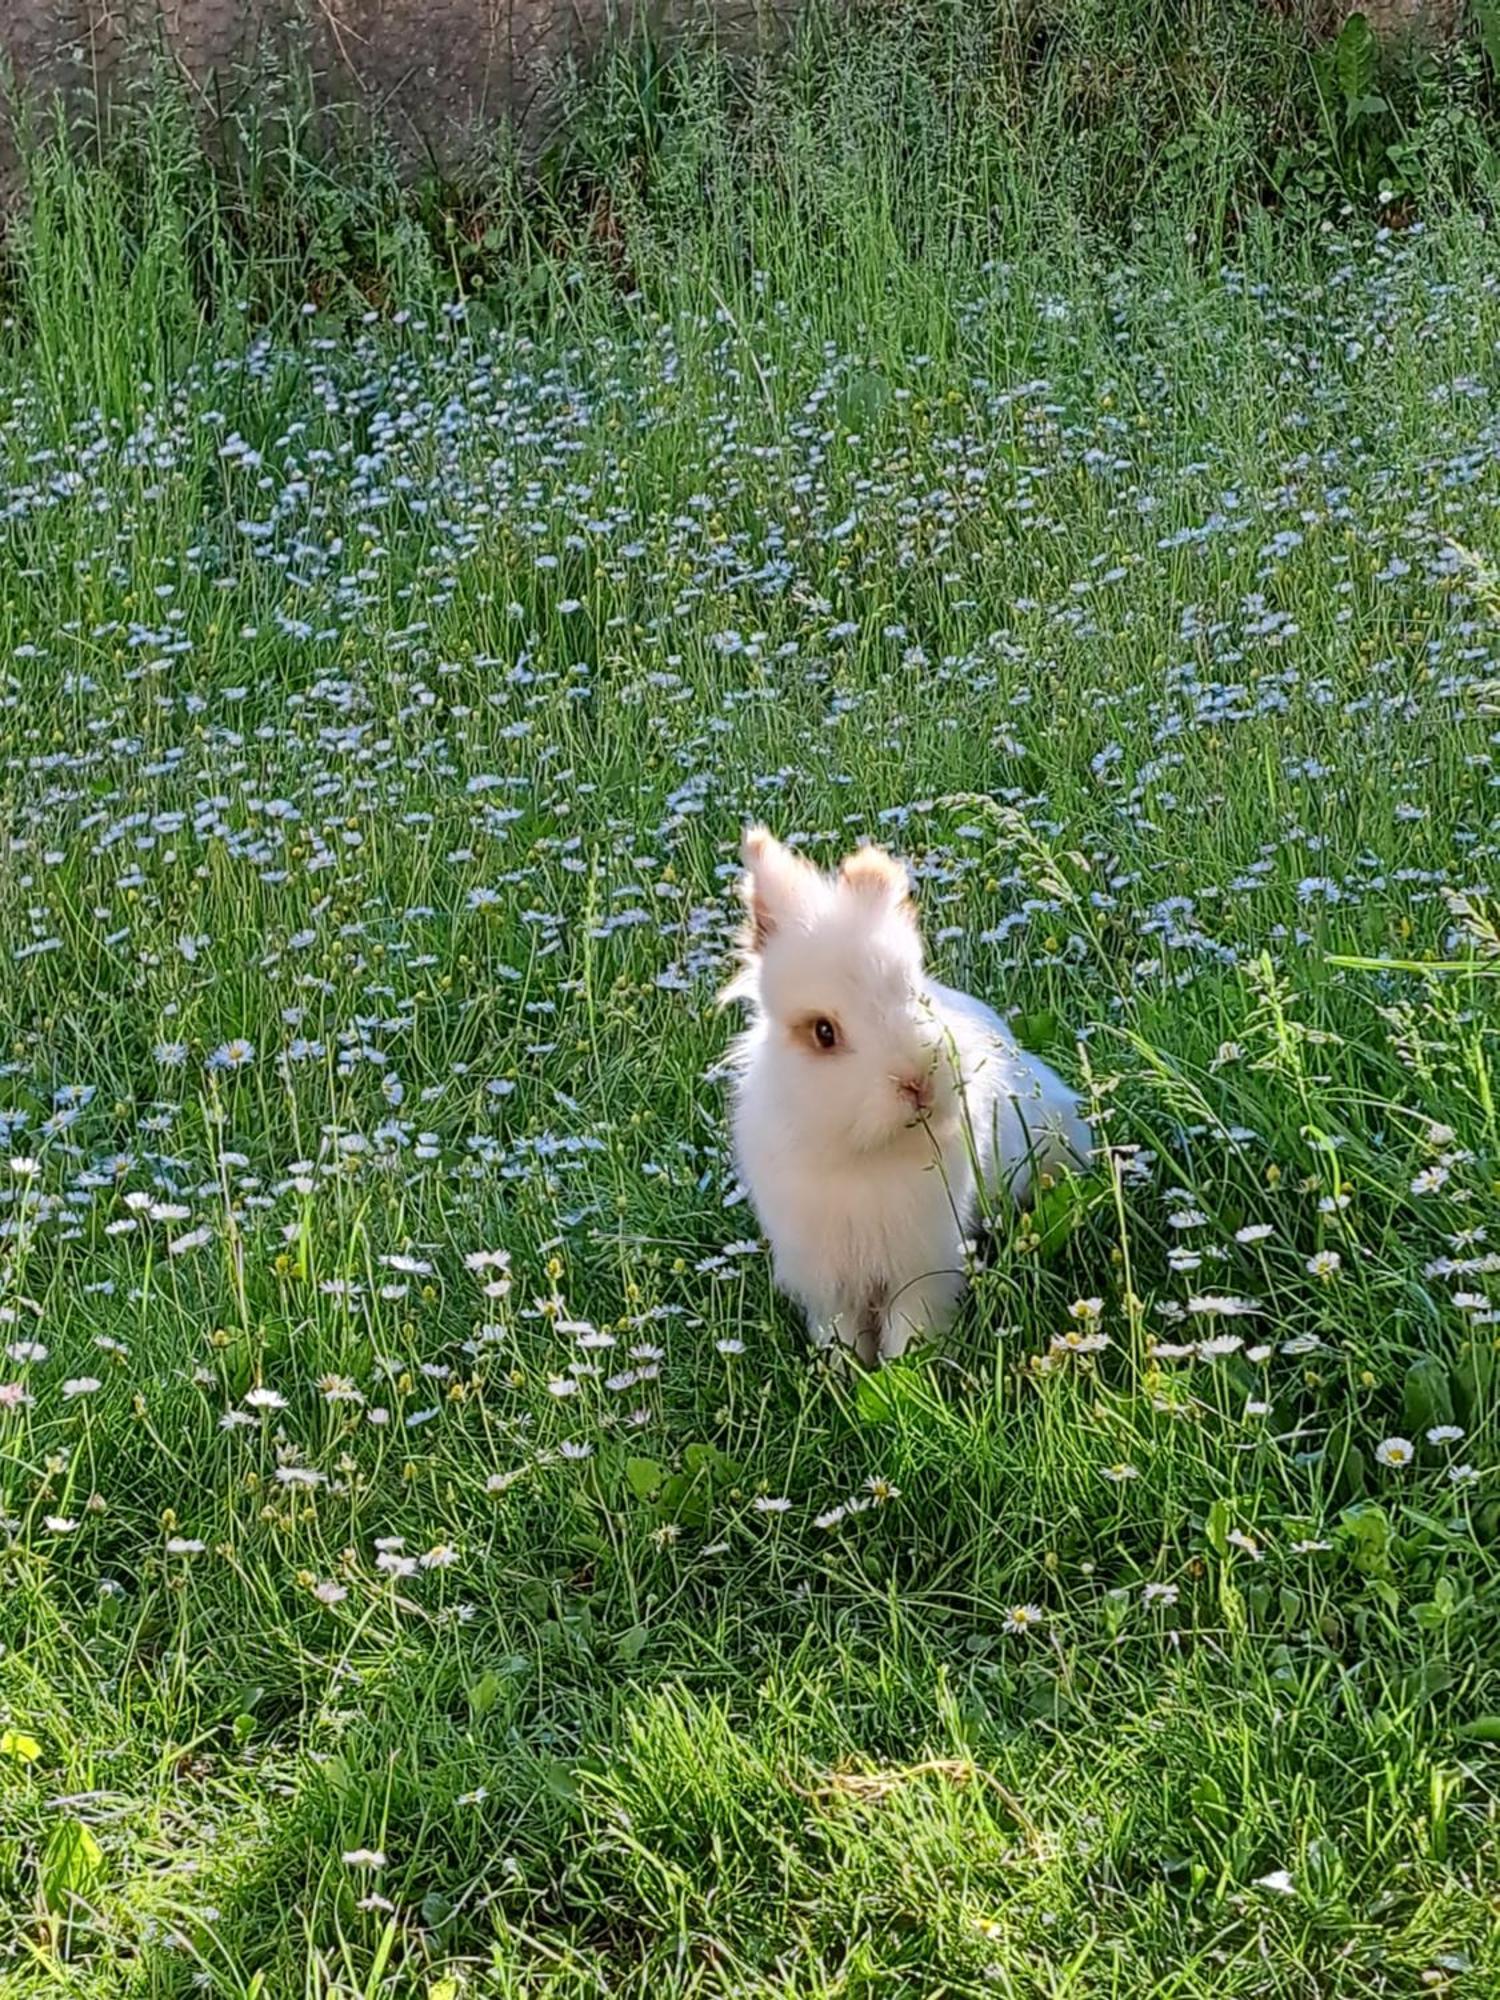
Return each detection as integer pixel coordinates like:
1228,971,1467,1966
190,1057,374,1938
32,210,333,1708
723,826,1091,1365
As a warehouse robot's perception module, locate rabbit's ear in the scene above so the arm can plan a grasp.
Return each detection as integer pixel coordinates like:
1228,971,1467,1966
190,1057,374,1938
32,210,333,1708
740,826,819,949
838,843,910,911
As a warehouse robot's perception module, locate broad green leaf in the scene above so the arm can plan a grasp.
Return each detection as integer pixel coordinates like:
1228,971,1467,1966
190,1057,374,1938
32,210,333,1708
853,1357,932,1425
1025,1174,1086,1260
614,1622,649,1663
1191,1773,1229,1833
468,1670,504,1718
420,1889,455,1930
1403,1355,1453,1435
854,1366,896,1423
683,1442,740,1484
540,1755,580,1803
1477,0,1500,74
1335,14,1378,108
40,1817,103,1916
0,1730,41,1763
1013,1010,1060,1053
1338,1500,1392,1576
624,1456,663,1501
654,1473,709,1527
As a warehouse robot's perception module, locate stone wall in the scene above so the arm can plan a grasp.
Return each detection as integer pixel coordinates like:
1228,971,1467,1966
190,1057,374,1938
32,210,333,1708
0,1,1469,198
0,0,797,195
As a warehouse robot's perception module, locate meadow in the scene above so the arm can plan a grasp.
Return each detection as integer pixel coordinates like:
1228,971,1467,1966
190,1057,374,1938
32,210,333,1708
1,14,1500,1993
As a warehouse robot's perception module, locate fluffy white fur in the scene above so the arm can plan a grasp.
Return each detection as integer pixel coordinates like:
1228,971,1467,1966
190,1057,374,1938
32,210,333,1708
725,826,1091,1364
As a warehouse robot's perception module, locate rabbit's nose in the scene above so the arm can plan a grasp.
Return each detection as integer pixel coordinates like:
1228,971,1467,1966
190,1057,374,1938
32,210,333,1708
898,1074,934,1114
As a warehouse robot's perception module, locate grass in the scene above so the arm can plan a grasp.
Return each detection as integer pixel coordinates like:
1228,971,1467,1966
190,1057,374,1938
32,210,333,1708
1,10,1500,1993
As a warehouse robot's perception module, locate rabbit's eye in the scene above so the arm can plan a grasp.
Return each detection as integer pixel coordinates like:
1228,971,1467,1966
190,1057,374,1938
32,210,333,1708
812,1017,838,1050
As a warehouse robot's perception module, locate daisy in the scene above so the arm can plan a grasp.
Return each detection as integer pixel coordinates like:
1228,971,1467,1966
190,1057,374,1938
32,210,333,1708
208,1039,256,1071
